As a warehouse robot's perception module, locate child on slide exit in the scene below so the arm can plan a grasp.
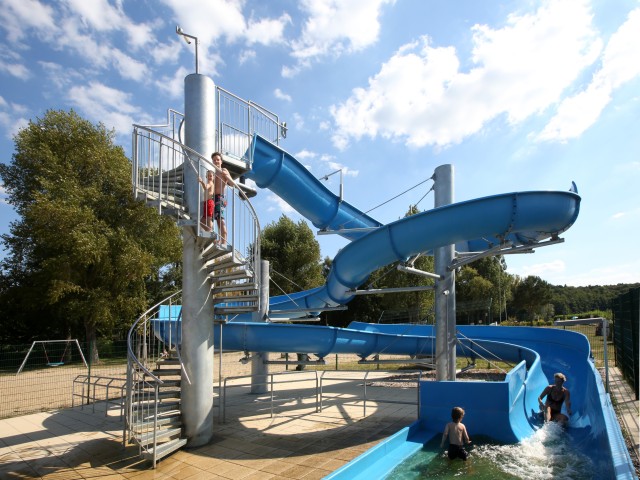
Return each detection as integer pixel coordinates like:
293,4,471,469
441,406,472,461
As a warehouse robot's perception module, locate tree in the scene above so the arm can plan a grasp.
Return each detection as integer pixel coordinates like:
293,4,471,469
0,110,181,358
456,256,514,324
260,215,324,294
510,275,553,321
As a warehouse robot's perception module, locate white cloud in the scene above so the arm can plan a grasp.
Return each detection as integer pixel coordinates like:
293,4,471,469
0,61,30,79
0,0,57,43
162,1,293,75
330,0,602,150
553,261,640,287
67,81,147,137
0,97,29,139
539,7,640,141
513,259,566,278
294,149,316,160
274,88,292,102
63,0,123,31
266,192,298,216
155,66,190,100
238,49,256,65
285,0,395,75
245,14,291,46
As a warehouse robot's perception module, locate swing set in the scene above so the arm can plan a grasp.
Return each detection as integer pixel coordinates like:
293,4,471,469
16,339,88,375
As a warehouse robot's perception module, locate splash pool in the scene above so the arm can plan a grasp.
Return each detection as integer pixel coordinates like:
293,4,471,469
386,425,603,480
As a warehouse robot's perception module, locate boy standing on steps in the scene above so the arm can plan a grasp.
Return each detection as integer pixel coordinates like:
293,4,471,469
198,152,233,243
198,169,215,232
441,406,471,461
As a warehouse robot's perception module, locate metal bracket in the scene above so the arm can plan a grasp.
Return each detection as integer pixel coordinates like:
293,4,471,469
348,285,435,295
397,264,443,280
449,237,564,271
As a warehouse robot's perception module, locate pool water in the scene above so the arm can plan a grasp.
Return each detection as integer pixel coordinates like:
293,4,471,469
385,422,600,479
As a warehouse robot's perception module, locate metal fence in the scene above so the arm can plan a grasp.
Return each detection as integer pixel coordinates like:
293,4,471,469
0,322,615,420
612,287,639,400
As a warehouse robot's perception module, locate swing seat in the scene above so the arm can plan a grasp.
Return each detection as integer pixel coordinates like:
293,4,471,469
47,362,64,367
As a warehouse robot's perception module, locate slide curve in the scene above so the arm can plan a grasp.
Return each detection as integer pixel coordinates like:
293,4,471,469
234,135,580,319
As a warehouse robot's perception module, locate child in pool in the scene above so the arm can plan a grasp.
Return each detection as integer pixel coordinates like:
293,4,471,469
441,406,471,460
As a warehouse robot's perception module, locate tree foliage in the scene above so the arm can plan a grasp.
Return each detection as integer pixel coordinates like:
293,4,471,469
457,257,514,323
260,215,324,294
510,275,553,321
0,110,181,354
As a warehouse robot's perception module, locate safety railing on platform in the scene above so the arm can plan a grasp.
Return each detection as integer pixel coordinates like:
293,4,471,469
132,126,260,283
216,86,284,162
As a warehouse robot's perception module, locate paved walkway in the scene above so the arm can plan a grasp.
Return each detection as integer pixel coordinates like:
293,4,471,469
0,371,418,479
0,368,637,479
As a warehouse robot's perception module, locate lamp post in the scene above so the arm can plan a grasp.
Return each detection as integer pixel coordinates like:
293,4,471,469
176,26,199,73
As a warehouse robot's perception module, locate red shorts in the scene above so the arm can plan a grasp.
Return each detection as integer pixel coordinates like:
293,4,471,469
204,199,214,219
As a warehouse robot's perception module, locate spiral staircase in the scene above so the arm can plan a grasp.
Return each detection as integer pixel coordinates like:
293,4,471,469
125,102,280,466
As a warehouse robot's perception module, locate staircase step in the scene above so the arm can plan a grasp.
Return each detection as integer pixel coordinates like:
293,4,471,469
156,358,181,366
205,254,243,271
213,294,259,305
214,305,259,314
141,437,188,463
211,270,252,283
212,282,257,294
132,400,180,411
135,427,182,446
133,378,181,389
133,389,180,400
151,368,181,376
133,411,181,431
201,243,232,261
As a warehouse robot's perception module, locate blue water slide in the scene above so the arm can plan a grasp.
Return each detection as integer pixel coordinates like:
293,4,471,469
248,134,382,241
239,135,580,318
210,322,634,479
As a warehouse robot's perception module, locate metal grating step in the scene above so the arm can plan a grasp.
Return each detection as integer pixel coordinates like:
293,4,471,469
212,282,257,294
141,437,188,464
134,427,182,446
214,305,259,314
133,411,181,431
213,294,259,305
211,269,253,283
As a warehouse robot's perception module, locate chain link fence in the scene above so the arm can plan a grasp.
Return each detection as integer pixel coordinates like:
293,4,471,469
612,287,639,400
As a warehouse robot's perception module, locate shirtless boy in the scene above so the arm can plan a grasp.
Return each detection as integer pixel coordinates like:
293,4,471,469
538,372,572,425
199,152,233,242
441,406,471,461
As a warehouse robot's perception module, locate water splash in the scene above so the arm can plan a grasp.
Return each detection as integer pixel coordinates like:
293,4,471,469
386,423,599,479
474,422,595,480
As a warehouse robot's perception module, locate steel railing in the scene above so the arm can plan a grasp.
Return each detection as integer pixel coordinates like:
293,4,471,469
125,291,182,458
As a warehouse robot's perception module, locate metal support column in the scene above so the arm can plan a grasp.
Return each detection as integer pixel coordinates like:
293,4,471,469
251,260,270,394
181,73,216,447
434,164,456,381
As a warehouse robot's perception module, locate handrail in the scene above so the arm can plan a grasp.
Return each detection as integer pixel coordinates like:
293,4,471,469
127,290,181,383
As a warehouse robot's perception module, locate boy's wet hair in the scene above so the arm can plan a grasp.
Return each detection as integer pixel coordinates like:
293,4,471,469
451,407,465,422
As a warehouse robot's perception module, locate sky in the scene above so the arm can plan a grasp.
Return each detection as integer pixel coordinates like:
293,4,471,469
0,0,639,287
